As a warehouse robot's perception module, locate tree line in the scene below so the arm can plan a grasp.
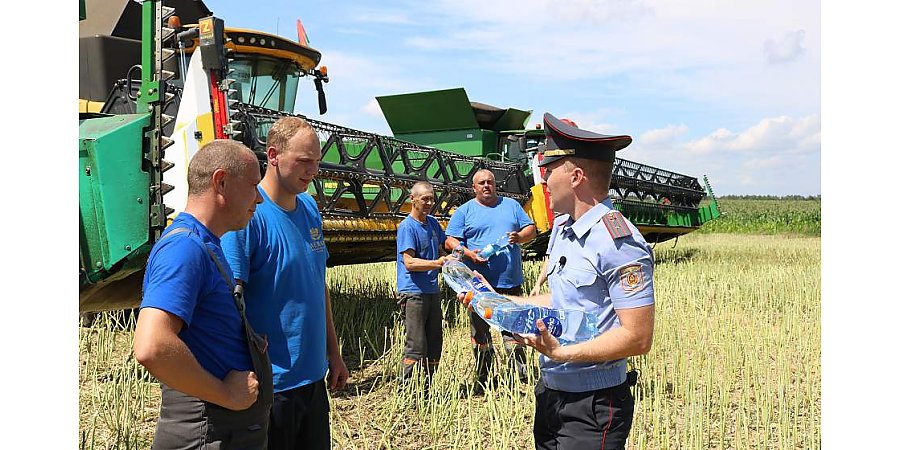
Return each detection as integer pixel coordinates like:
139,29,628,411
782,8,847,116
718,194,821,201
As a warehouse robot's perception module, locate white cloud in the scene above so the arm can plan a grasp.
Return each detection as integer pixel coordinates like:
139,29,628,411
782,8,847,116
554,0,655,24
361,98,383,117
349,10,414,25
765,30,807,64
683,128,735,155
388,0,820,115
684,115,820,155
404,36,443,51
640,124,688,145
743,155,784,171
628,114,821,195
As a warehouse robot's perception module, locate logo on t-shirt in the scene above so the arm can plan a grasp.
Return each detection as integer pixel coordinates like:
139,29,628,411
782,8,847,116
310,226,326,253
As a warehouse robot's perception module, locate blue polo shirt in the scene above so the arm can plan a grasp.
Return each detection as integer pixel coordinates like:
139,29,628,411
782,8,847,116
445,196,534,288
542,198,655,392
221,189,330,393
140,213,252,380
396,214,446,294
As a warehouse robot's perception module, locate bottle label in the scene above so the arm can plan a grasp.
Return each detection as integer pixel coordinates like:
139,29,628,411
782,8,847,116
541,316,563,337
471,277,492,293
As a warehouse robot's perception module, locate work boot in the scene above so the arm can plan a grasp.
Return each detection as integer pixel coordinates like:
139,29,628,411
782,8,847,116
401,357,419,384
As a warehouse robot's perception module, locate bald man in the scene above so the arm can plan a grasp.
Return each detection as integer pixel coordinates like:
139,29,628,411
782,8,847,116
134,139,269,449
445,168,537,392
396,181,448,390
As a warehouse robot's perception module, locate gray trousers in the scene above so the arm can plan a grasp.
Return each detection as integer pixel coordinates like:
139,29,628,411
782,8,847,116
151,384,269,450
399,292,443,380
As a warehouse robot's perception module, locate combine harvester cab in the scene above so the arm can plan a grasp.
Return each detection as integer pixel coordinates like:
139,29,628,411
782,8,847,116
375,88,722,254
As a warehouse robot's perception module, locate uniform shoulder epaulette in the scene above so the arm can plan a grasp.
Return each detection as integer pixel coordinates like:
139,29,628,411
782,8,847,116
601,210,632,239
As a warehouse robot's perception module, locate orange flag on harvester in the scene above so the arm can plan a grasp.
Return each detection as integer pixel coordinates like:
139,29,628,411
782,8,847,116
297,19,309,46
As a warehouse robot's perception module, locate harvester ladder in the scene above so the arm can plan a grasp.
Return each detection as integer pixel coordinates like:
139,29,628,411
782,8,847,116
137,0,179,241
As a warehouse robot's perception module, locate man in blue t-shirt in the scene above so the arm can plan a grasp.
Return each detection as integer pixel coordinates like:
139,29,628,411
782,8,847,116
222,116,348,450
445,168,537,390
396,181,448,387
134,139,268,449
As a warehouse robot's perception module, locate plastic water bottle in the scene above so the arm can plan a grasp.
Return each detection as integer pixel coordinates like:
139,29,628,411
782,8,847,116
441,260,602,344
479,232,513,259
442,257,492,295
465,290,602,344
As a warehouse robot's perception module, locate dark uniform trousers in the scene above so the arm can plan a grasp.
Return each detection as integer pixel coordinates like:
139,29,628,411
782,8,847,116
267,379,331,450
533,374,637,450
470,286,529,384
399,292,443,382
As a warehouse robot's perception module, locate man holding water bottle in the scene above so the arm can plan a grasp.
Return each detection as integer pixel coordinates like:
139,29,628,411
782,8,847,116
480,114,656,450
396,181,448,389
444,168,537,392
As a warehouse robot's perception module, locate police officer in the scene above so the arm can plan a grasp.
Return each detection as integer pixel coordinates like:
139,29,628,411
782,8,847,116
479,113,656,449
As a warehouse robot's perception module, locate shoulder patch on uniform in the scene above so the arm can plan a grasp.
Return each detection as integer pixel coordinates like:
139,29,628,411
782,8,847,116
602,211,632,239
619,264,645,293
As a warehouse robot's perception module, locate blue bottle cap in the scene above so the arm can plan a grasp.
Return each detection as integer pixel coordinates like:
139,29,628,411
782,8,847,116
542,316,562,337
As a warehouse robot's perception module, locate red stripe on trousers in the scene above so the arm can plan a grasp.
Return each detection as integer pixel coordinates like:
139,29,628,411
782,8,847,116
600,396,613,449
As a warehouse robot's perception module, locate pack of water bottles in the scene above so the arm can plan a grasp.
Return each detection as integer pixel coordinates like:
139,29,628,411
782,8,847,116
442,248,602,345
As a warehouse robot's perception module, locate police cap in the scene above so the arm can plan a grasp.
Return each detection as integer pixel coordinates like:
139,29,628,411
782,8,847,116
538,112,632,167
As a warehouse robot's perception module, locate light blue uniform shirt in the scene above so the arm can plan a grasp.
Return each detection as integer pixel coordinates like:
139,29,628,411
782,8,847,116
541,198,655,392
445,197,534,288
221,189,330,393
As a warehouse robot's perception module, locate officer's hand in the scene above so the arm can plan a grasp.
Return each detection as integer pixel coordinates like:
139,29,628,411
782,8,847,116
508,231,522,244
456,291,473,310
328,356,350,391
471,249,488,264
515,319,564,361
221,370,259,411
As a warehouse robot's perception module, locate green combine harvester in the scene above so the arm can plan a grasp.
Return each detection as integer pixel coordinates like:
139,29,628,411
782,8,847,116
79,0,719,312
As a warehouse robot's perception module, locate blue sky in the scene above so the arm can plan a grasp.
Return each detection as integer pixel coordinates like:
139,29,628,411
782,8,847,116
213,0,821,195
214,0,818,195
